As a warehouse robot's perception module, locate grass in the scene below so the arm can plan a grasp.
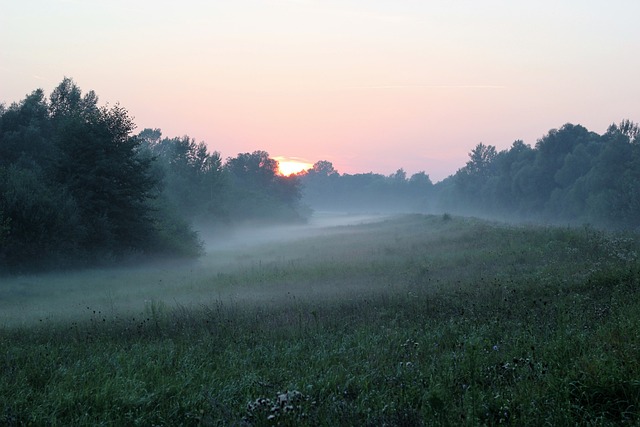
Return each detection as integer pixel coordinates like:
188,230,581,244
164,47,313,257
1,214,640,425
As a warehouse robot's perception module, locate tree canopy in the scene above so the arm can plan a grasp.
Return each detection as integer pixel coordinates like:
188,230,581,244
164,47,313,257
223,150,304,222
0,79,206,271
432,120,640,229
2,78,638,272
0,79,306,272
299,161,433,213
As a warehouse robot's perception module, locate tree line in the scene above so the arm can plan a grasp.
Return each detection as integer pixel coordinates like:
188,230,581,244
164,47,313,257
0,79,304,272
297,121,640,232
299,160,433,213
2,78,637,272
432,121,640,229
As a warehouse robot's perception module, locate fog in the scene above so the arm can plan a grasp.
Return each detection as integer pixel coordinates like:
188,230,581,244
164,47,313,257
0,212,391,327
202,212,388,251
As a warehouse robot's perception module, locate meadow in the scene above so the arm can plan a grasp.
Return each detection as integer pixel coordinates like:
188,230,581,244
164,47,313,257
1,214,639,426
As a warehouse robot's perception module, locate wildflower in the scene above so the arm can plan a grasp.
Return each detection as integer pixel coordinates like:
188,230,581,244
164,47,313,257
278,393,288,405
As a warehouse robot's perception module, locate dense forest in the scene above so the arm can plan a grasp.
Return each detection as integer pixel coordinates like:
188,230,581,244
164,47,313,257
0,79,304,272
1,78,638,272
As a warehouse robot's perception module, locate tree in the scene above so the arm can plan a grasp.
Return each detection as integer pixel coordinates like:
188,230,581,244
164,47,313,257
49,79,160,255
0,88,53,169
309,160,338,176
609,119,640,144
453,143,498,211
225,150,279,187
0,79,211,271
481,140,535,215
431,120,640,228
582,126,635,227
464,143,497,177
223,151,304,222
389,168,407,182
532,124,598,199
0,165,82,269
138,130,225,221
49,77,99,120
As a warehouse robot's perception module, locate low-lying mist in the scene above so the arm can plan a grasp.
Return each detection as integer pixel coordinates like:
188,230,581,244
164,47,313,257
0,212,391,327
201,212,387,251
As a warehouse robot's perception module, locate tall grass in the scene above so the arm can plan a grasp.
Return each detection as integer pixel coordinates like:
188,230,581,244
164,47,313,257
1,215,639,425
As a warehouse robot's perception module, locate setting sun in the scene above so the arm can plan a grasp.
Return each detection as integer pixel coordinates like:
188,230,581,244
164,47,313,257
274,156,313,176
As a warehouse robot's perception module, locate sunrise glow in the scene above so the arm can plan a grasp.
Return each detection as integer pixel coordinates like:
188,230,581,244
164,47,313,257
274,157,313,176
1,1,639,180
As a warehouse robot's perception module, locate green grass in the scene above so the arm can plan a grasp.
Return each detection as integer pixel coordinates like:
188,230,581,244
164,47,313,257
1,214,640,425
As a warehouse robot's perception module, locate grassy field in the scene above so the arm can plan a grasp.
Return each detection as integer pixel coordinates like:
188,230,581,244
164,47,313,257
1,214,640,426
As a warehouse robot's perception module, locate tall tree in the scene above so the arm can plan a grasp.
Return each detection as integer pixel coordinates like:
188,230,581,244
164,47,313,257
454,143,498,210
225,150,279,188
139,129,225,221
308,160,338,177
224,151,303,221
0,89,53,169
463,143,498,177
50,78,158,253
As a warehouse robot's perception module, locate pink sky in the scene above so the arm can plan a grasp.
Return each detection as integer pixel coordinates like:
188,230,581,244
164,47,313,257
2,1,639,181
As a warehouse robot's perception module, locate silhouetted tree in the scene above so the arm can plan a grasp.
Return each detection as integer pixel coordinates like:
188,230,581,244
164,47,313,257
226,151,278,187
453,143,498,210
432,120,640,229
465,143,498,177
223,151,304,222
0,88,53,169
301,162,432,213
309,160,338,176
51,79,157,253
613,119,640,143
581,122,638,227
409,171,432,186
0,78,204,271
139,129,225,221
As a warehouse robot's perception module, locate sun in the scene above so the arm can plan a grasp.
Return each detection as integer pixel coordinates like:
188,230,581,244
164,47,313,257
274,156,313,176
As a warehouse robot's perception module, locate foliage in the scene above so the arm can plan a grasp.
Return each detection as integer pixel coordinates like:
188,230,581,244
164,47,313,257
300,161,433,212
0,79,203,271
433,120,640,230
223,150,306,223
138,129,226,222
52,84,157,254
138,133,308,225
3,77,639,273
0,165,83,268
0,79,311,272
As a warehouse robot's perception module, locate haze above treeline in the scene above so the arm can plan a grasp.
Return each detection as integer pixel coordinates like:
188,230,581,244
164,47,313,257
1,79,639,272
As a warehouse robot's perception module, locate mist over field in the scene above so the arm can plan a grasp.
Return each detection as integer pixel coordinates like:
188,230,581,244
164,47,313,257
0,212,388,327
2,80,640,425
2,0,640,418
202,212,386,249
2,212,640,425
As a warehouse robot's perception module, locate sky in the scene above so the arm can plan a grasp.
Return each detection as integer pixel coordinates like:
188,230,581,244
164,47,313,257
2,1,639,181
